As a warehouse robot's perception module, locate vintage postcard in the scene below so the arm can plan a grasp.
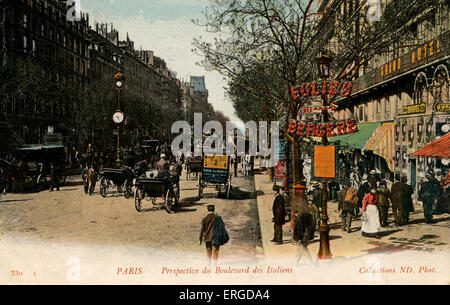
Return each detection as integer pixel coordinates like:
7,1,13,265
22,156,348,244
0,0,448,288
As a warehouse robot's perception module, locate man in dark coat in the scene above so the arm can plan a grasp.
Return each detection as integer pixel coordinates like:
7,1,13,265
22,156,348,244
293,201,315,264
82,164,89,194
357,176,371,214
377,180,391,227
200,205,219,261
390,173,404,226
401,176,414,225
311,182,322,213
271,185,286,245
50,163,60,192
419,172,443,224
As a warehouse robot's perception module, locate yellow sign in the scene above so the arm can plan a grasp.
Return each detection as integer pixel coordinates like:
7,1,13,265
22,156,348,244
314,146,336,179
203,155,229,170
402,103,426,115
436,103,450,112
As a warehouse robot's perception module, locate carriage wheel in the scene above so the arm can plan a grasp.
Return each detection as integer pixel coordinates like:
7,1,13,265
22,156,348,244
124,180,132,199
165,188,175,214
37,174,48,188
134,187,143,212
100,177,108,198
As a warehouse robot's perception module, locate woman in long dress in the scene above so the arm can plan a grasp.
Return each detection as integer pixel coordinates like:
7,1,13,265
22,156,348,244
361,188,381,237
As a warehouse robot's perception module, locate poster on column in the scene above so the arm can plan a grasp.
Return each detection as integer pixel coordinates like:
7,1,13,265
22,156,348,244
313,146,336,179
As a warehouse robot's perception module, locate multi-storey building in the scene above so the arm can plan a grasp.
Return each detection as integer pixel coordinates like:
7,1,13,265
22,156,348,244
0,0,90,147
0,0,189,154
318,0,449,196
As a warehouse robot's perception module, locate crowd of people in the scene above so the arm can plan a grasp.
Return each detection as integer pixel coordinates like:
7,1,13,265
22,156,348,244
271,166,448,261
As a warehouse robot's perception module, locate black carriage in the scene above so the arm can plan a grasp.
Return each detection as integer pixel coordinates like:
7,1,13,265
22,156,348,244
98,167,134,198
16,143,67,189
134,170,180,214
198,155,232,200
185,156,203,180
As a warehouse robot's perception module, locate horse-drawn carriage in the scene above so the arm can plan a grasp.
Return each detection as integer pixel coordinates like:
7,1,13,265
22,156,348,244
15,143,67,190
185,156,203,180
197,155,232,200
134,167,181,214
98,167,134,199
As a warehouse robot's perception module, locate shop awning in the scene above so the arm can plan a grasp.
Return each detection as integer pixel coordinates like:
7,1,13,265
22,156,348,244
362,123,396,172
329,122,379,149
411,132,450,159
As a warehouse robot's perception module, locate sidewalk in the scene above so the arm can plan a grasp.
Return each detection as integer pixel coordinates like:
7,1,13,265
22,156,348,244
254,171,450,261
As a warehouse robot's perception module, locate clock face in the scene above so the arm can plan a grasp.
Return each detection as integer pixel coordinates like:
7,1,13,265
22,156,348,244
113,112,124,124
116,81,123,88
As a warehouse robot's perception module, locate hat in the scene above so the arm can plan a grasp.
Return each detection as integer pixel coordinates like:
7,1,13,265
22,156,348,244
160,154,166,159
272,185,281,192
207,205,215,212
312,181,320,187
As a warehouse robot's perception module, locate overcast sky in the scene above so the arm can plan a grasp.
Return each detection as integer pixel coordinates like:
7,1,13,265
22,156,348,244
82,0,242,126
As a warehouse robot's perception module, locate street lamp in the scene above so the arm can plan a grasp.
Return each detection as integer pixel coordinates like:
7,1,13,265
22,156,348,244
113,69,125,168
316,52,333,260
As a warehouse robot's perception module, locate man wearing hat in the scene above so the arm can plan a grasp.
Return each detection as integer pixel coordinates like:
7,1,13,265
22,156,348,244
377,180,391,227
419,171,443,224
200,205,220,261
156,154,170,173
391,173,404,226
271,185,286,244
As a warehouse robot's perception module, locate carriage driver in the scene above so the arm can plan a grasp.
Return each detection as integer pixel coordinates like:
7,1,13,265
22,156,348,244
156,154,170,175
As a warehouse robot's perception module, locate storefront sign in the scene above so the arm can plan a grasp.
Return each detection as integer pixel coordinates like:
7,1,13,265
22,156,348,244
436,103,450,112
411,39,441,65
302,104,338,114
287,119,358,138
314,146,336,179
402,103,426,115
291,81,352,100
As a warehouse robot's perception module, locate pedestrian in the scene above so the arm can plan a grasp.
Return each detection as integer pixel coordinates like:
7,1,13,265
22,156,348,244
290,186,308,235
292,199,315,264
271,185,286,245
340,184,358,233
357,175,371,216
391,173,404,226
377,180,391,227
82,164,89,195
88,165,97,196
156,154,170,174
199,205,228,263
401,176,414,225
368,170,378,189
50,162,60,192
418,171,443,224
311,182,322,213
361,188,381,237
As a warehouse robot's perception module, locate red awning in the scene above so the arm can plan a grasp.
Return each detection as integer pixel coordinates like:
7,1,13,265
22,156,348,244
412,132,450,159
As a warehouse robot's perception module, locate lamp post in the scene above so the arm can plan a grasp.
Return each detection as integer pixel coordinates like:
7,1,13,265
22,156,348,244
113,70,125,168
316,52,333,260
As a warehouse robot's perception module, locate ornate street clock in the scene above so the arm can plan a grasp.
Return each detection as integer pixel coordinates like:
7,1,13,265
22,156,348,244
112,111,124,124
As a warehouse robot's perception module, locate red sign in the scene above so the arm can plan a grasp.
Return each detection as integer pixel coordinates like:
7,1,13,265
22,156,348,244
287,119,358,138
303,104,338,114
291,81,352,100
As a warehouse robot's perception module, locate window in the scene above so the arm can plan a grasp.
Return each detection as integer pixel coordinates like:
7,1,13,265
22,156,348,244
23,14,28,28
32,39,36,54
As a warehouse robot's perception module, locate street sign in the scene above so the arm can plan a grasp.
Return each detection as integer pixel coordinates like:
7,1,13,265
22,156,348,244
313,146,336,179
203,155,229,170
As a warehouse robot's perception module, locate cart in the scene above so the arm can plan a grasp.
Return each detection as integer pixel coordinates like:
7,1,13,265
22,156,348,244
98,168,134,198
198,155,232,200
185,156,203,180
16,143,68,189
134,170,180,214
